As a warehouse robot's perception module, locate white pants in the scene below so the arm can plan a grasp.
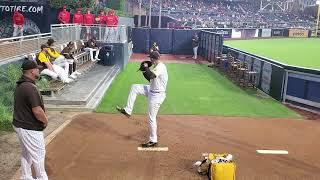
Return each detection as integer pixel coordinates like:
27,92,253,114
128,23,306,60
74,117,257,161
14,126,48,180
124,84,166,143
13,25,24,37
41,64,69,83
84,48,100,61
193,46,198,59
104,27,118,42
53,55,69,73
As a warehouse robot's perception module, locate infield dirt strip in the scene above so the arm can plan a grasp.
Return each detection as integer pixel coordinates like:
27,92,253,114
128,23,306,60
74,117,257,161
46,113,320,180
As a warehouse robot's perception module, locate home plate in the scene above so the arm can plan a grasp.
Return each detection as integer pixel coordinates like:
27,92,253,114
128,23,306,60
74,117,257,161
137,147,169,152
257,150,289,155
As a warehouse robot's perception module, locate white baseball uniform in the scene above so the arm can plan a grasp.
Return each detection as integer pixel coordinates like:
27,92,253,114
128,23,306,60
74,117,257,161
124,62,168,143
14,126,48,180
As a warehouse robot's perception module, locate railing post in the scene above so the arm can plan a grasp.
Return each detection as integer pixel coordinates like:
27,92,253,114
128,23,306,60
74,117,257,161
99,26,102,41
69,26,71,42
19,39,22,55
37,35,40,49
77,25,81,41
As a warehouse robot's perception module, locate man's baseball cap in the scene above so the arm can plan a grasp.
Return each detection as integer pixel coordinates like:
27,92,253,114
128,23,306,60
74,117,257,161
68,41,74,46
41,44,48,50
148,51,160,60
47,38,55,45
21,60,41,70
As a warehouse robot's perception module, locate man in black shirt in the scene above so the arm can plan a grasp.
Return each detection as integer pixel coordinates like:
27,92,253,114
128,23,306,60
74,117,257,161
13,60,49,180
84,37,101,62
61,41,82,76
192,34,199,60
150,42,159,53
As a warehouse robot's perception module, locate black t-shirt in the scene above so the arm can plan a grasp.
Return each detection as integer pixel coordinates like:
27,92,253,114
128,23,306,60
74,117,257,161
151,45,159,51
12,75,45,131
85,39,96,48
192,36,199,48
61,46,74,59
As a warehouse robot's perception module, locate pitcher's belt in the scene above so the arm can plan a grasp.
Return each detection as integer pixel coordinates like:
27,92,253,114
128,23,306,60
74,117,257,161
150,90,165,93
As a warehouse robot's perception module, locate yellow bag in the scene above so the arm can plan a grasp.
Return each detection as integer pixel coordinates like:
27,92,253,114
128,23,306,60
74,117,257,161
209,162,236,180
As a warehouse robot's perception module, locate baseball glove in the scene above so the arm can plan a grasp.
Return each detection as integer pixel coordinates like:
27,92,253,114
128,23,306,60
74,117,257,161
138,61,153,72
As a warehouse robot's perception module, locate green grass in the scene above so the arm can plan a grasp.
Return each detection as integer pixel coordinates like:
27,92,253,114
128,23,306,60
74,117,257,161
0,64,22,131
96,62,301,118
224,38,320,69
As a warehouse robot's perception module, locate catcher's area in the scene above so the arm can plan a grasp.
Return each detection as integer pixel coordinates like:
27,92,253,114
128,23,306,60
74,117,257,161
45,113,320,180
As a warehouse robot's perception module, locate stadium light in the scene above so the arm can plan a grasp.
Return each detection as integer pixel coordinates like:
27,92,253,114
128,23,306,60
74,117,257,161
149,0,152,27
138,0,142,27
158,0,162,28
316,0,320,37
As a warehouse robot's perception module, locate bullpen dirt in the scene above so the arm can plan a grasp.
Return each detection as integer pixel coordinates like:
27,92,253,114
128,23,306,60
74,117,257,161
46,113,320,180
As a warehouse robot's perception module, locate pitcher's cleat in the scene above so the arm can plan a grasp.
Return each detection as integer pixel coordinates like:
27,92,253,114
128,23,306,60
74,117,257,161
116,106,131,118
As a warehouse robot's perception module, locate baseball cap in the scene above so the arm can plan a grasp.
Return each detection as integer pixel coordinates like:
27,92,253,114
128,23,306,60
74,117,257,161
63,6,67,9
68,41,74,46
47,38,55,45
148,51,160,60
41,44,48,50
21,60,41,70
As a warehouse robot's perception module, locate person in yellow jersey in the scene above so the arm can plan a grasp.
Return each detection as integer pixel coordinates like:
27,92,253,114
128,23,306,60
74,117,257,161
37,45,74,84
46,38,78,79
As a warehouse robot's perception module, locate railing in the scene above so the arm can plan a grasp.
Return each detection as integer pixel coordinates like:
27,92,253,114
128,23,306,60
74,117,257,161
51,24,128,43
0,33,51,62
0,24,129,63
51,24,79,43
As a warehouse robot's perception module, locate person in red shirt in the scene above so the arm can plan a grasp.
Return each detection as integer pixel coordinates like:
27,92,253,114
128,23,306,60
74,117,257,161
58,6,70,24
104,9,119,42
12,10,25,37
72,8,83,24
72,8,83,40
105,9,118,27
83,9,95,25
96,10,106,25
83,9,95,40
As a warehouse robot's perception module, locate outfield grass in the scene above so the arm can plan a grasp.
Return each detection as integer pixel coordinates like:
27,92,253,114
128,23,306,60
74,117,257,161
96,62,300,118
224,38,320,69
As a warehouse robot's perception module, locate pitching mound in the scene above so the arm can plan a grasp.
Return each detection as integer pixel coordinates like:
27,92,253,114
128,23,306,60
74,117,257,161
46,113,320,180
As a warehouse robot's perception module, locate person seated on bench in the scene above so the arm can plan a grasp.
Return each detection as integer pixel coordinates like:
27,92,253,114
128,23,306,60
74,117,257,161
84,37,101,62
46,38,72,75
37,45,74,84
150,42,159,53
61,41,82,77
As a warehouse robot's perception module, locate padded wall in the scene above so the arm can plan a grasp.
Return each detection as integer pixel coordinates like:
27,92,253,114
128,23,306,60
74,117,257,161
132,28,150,53
150,28,173,54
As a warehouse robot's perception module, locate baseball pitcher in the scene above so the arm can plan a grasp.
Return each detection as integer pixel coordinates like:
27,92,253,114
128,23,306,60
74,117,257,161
117,51,168,147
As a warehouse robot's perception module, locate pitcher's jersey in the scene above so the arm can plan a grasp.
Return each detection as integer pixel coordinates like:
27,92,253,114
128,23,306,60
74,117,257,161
150,62,168,92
